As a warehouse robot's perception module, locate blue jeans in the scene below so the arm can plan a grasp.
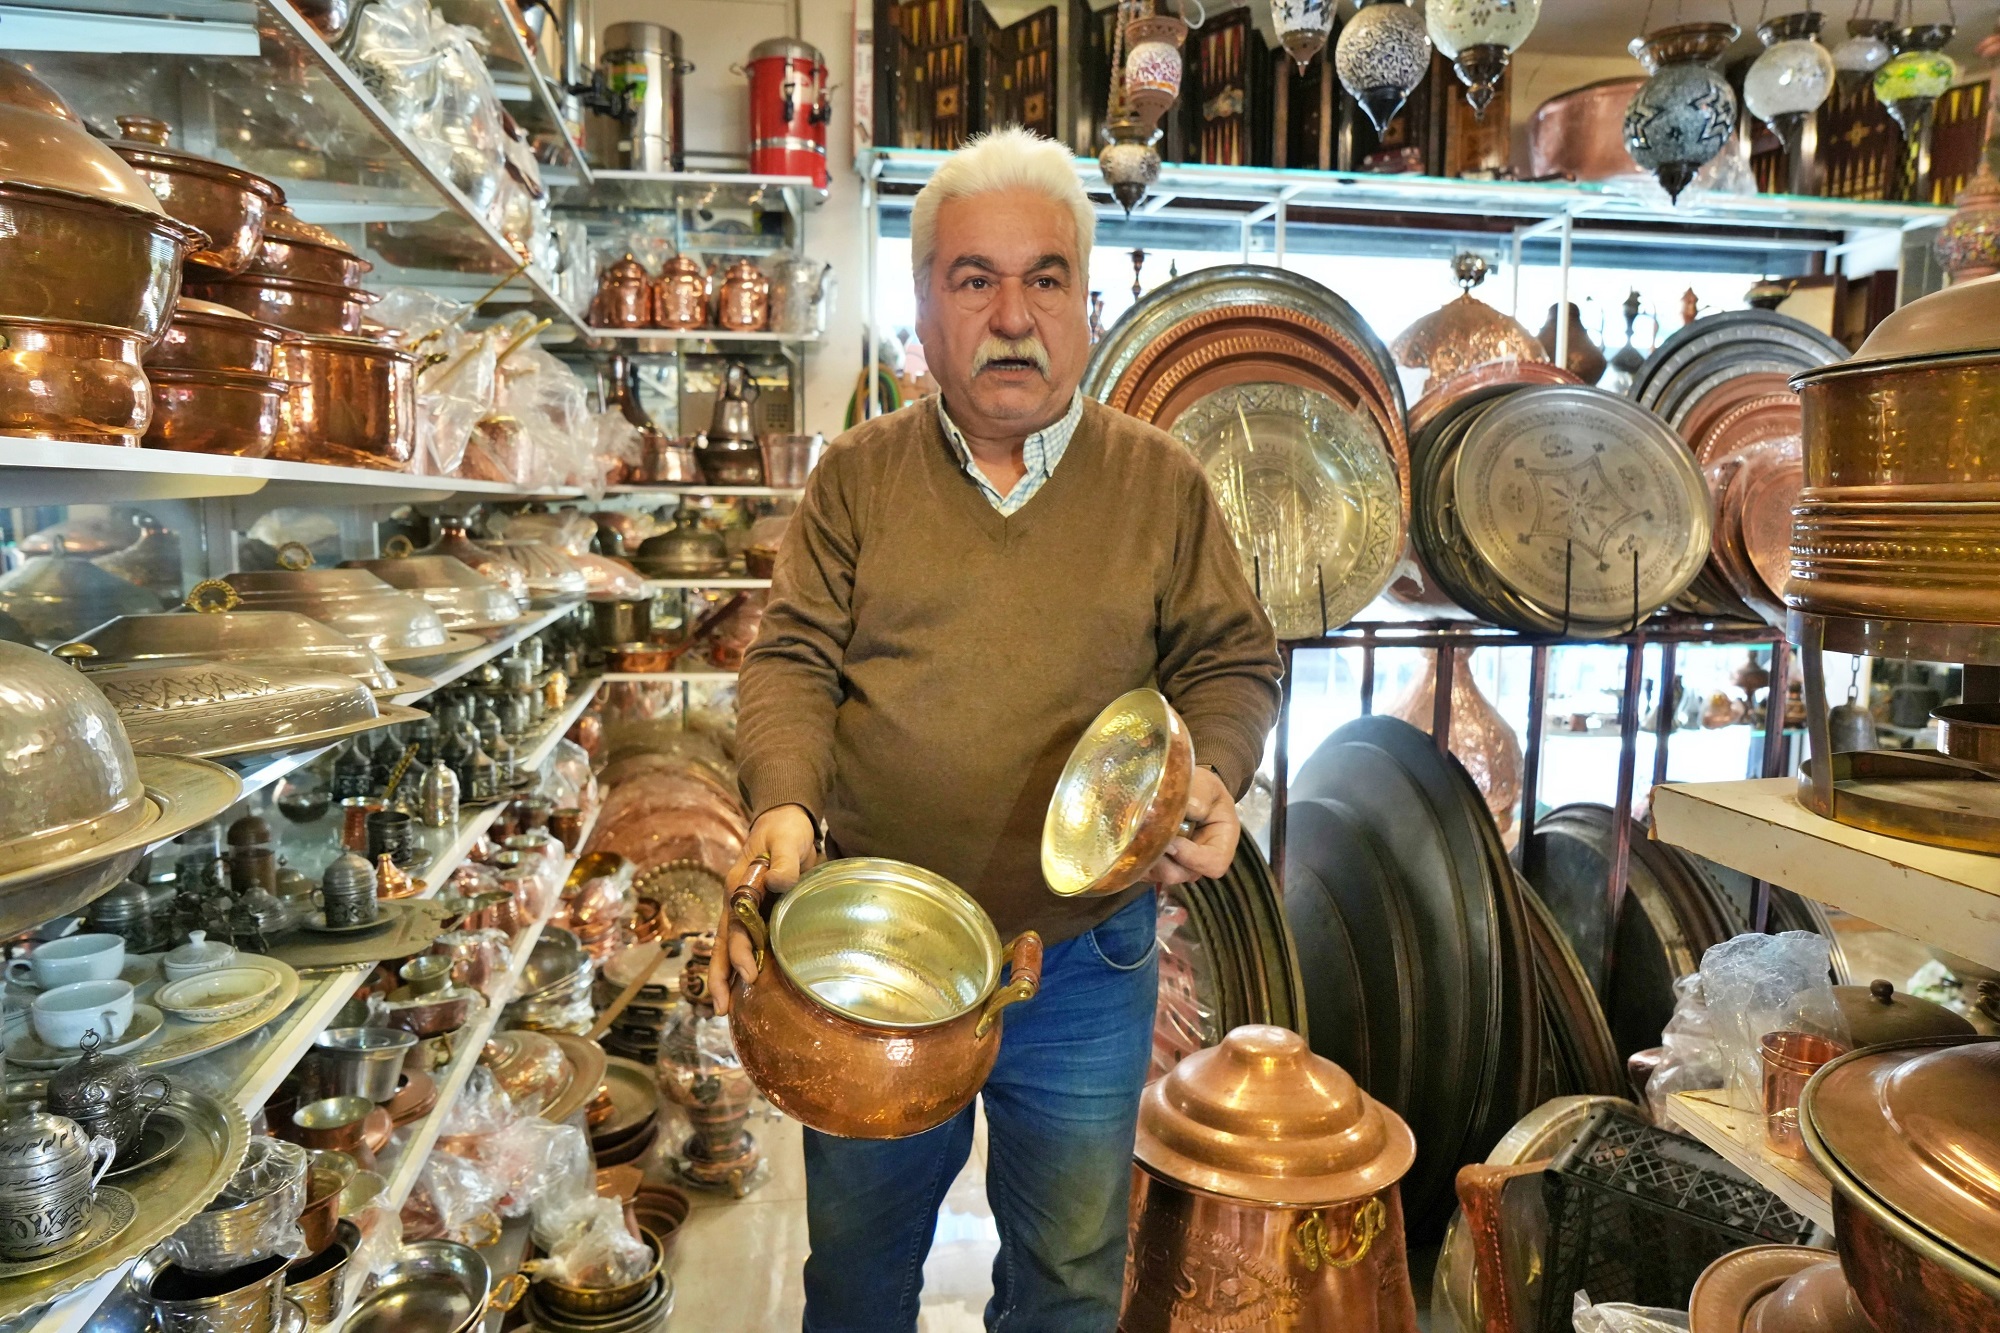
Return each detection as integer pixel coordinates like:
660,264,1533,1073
800,891,1160,1333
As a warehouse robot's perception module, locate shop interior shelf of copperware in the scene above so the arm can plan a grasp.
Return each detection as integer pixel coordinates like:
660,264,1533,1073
8,0,588,325
1663,1089,1837,1232
554,169,824,215
580,327,823,345
425,0,586,173
1650,778,2000,975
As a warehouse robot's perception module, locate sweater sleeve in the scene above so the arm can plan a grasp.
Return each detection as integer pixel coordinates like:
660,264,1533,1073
736,451,860,820
1157,465,1285,800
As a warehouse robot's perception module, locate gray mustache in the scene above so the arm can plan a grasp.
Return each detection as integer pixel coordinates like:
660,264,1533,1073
971,337,1050,377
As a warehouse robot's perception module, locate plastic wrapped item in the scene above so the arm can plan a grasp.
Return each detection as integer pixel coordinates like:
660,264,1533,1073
496,509,598,556
476,1115,592,1216
167,1135,310,1268
1643,973,1726,1123
413,1148,504,1245
595,413,646,489
1698,932,1848,1111
531,1197,654,1288
341,1197,402,1311
1572,1292,1690,1332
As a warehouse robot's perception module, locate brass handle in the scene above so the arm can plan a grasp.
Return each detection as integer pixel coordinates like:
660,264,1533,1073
383,534,416,559
51,643,97,668
976,931,1042,1038
276,541,315,571
488,1272,528,1313
727,856,772,974
185,578,241,614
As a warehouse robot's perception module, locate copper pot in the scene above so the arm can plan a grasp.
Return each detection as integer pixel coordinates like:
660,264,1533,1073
186,271,376,336
725,856,1043,1139
143,367,288,457
466,889,522,936
148,297,288,376
652,254,708,330
716,258,770,332
274,332,418,469
1528,77,1647,181
1123,1026,1421,1333
0,319,151,446
248,207,371,288
589,253,653,329
605,643,674,672
107,115,284,277
297,1161,348,1256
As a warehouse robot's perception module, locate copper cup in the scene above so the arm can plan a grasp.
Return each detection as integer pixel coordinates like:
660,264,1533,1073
1761,1031,1848,1159
549,808,584,848
339,798,381,854
291,1096,376,1168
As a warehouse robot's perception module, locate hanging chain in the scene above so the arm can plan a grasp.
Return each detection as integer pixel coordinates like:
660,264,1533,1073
1847,657,1863,705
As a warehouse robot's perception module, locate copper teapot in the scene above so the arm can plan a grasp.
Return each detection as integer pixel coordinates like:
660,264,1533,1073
652,253,708,330
589,253,652,329
716,257,770,332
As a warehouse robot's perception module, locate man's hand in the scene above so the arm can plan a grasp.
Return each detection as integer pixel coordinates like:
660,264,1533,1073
709,804,819,1015
1146,766,1239,887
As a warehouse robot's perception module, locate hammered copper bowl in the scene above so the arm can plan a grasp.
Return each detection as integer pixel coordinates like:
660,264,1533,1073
728,857,1042,1139
185,271,375,337
148,297,288,376
0,318,153,446
143,367,288,457
383,987,478,1037
250,208,371,287
272,332,417,470
1040,688,1194,898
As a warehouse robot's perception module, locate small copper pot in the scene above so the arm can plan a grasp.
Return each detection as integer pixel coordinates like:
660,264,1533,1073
466,889,522,936
725,857,1042,1139
143,368,288,457
652,255,708,330
549,808,585,848
0,318,150,445
590,254,653,328
147,298,288,376
185,272,376,337
274,332,417,469
716,258,770,332
108,115,284,276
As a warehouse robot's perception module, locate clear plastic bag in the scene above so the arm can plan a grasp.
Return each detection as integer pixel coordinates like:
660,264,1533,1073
415,1148,505,1245
1699,931,1848,1111
167,1136,310,1267
1573,1292,1690,1332
480,1116,592,1217
495,509,597,556
1643,973,1726,1123
531,1197,654,1288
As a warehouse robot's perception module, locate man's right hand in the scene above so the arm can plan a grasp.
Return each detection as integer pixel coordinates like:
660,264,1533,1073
708,804,819,1015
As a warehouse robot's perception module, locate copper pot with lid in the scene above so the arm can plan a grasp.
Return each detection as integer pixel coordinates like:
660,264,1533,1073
652,254,708,330
247,207,370,288
716,257,770,332
185,270,378,337
590,254,653,329
724,856,1043,1139
148,297,288,377
273,330,418,469
107,114,284,277
1124,1025,1421,1333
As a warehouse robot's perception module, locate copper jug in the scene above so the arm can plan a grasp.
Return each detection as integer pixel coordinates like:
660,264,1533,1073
589,253,652,329
1122,1026,1421,1333
716,257,770,332
1537,302,1609,385
652,253,708,330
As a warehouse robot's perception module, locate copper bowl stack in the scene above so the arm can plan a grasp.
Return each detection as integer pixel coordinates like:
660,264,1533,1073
1791,277,2000,626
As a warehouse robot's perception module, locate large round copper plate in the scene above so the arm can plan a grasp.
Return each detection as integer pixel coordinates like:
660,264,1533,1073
1634,311,1847,411
1454,385,1709,624
1680,374,1796,455
1696,393,1804,468
1408,359,1579,441
1168,381,1403,636
1739,441,1804,605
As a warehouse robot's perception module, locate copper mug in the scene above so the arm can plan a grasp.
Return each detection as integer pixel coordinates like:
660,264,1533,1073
1761,1031,1847,1160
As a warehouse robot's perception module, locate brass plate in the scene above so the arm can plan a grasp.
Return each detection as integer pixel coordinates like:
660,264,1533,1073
1454,385,1710,624
97,659,428,762
0,1083,249,1324
1168,381,1403,638
0,754,239,896
1798,749,2000,855
543,1033,609,1126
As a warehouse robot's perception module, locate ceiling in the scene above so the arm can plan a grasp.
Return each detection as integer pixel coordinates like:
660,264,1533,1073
1515,0,2000,63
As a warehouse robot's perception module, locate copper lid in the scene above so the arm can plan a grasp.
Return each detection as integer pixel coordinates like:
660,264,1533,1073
110,115,284,204
0,59,78,121
1835,979,1975,1049
1135,1025,1417,1206
1688,1245,1836,1333
1804,1038,2000,1273
1826,272,2000,369
264,206,353,255
0,102,166,216
604,253,648,283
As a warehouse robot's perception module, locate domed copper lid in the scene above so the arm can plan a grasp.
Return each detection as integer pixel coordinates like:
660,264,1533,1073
264,206,355,257
1804,1038,2000,1273
1835,979,1975,1049
0,101,166,216
1391,255,1547,384
1135,1025,1417,1206
0,59,78,121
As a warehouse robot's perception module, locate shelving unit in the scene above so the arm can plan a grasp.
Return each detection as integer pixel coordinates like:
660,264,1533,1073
428,0,588,180
600,669,739,683
582,328,821,345
646,577,771,590
1664,1090,1836,1232
607,484,805,499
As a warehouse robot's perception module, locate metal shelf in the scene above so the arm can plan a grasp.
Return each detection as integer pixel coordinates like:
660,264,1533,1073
646,577,771,590
1650,777,2000,973
605,484,805,499
1665,1090,1836,1232
428,0,588,182
599,669,739,683
557,169,823,216
582,327,820,345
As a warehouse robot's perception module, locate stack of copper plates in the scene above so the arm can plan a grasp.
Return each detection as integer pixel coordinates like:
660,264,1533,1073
1409,382,1710,635
586,1056,664,1167
1631,310,1848,426
1084,266,1408,638
1282,716,1545,1238
1519,803,1740,1062
1149,840,1306,1082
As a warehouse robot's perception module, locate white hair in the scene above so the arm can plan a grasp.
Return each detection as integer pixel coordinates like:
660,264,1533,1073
910,127,1095,287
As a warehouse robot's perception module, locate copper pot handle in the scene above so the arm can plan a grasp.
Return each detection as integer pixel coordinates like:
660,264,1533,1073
727,856,774,974
976,932,1042,1038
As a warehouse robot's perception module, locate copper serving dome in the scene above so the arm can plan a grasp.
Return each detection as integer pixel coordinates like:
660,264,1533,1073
1391,255,1548,385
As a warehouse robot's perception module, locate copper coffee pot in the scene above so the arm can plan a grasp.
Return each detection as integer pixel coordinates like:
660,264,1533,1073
716,257,770,332
589,254,652,328
1123,1026,1421,1333
652,253,708,330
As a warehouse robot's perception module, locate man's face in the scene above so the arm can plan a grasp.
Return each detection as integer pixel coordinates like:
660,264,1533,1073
915,187,1089,436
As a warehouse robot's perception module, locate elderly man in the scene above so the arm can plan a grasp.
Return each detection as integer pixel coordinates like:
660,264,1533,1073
712,126,1283,1331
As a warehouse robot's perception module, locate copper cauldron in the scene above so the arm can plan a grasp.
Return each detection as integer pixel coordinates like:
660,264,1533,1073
725,856,1042,1139
1123,1026,1421,1333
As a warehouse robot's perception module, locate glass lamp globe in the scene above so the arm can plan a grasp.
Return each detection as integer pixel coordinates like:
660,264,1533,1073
1270,0,1336,70
1744,15,1834,126
1874,25,1958,134
1625,24,1741,203
1831,18,1893,78
1425,0,1541,119
1335,0,1432,132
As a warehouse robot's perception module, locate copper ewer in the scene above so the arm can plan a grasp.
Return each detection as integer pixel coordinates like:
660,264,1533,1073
724,856,1042,1139
1123,1026,1421,1333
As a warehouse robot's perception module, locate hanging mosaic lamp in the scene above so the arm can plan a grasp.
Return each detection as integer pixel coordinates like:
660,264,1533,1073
1335,0,1432,133
1099,113,1162,215
1271,0,1336,69
1123,10,1190,127
1831,15,1894,86
1425,0,1542,121
1873,23,1958,135
1744,11,1836,170
1624,22,1741,203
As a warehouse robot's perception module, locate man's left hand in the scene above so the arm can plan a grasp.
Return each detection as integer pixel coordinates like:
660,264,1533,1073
1146,765,1240,886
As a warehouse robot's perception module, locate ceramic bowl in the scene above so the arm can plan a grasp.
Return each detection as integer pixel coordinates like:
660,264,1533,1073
155,966,277,1024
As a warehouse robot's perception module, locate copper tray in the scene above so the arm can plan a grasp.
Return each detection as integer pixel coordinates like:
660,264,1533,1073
1681,377,1797,460
1798,748,2000,853
1693,392,1803,468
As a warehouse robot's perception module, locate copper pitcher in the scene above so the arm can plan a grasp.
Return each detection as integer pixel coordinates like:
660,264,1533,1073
725,856,1042,1139
1122,1026,1421,1333
590,253,653,329
715,257,770,332
652,253,708,330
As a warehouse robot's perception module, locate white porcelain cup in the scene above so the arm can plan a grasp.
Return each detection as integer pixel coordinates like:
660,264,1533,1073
31,979,135,1050
5,934,125,990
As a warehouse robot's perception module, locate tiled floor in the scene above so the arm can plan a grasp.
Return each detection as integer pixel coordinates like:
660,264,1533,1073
671,1109,999,1331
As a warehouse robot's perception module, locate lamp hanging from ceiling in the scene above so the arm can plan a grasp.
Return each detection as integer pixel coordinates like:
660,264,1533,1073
1872,17,1958,135
1271,0,1336,69
1425,0,1543,121
1830,3,1895,85
1744,10,1836,185
1623,18,1742,203
1335,0,1432,133
1100,0,1192,213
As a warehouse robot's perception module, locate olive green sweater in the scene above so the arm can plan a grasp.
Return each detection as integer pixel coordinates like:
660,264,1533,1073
737,397,1284,944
